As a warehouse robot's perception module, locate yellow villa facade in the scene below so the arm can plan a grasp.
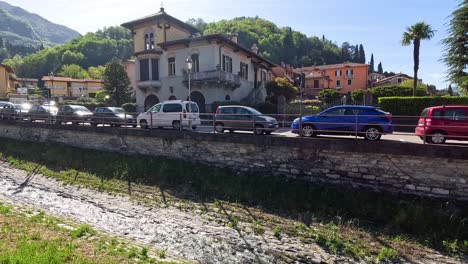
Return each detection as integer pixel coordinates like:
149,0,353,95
41,76,104,98
0,64,17,98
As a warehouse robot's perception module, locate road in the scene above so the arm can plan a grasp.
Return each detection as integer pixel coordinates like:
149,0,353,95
19,120,468,147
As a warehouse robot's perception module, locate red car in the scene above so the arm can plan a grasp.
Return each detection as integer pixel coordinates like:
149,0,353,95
415,105,468,144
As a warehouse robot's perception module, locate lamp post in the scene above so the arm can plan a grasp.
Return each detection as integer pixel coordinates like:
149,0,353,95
186,56,193,130
48,72,54,112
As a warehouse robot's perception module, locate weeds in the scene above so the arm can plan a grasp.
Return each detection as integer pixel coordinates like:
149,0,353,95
273,226,281,239
71,224,97,238
157,249,166,259
375,247,398,262
252,220,264,235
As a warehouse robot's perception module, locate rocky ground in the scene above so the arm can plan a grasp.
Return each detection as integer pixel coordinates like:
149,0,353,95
0,161,464,264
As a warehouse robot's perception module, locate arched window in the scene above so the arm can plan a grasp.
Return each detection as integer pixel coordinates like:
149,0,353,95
150,33,155,49
144,34,149,50
225,94,231,101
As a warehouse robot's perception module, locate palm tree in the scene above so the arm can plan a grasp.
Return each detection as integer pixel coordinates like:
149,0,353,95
402,22,435,96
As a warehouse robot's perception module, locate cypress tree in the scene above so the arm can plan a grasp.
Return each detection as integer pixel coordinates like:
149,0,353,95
369,53,375,73
103,59,132,106
359,44,366,64
377,62,383,74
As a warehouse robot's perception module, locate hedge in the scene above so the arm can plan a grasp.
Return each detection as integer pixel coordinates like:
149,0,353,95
378,96,468,116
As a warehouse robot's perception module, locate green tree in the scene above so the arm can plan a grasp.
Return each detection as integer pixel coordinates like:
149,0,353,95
369,53,375,73
353,44,359,62
442,1,467,94
0,48,9,63
103,59,132,106
58,64,90,79
358,44,366,64
377,62,383,74
0,37,3,48
402,22,435,96
340,42,352,62
265,77,298,103
61,50,85,65
186,18,207,32
2,54,23,71
88,66,106,79
318,89,342,105
448,84,453,96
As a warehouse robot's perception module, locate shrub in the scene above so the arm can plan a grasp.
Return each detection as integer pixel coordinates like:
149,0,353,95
318,89,342,105
211,101,241,112
378,96,468,116
121,102,137,113
371,85,428,98
265,77,298,103
256,102,277,114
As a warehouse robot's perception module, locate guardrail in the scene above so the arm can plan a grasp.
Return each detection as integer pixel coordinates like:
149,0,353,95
1,111,467,145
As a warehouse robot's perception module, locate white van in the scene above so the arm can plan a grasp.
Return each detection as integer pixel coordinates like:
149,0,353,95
137,100,201,130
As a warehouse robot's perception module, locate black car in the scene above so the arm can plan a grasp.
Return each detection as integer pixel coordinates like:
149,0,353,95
91,107,137,127
56,105,94,125
0,103,31,120
28,105,59,123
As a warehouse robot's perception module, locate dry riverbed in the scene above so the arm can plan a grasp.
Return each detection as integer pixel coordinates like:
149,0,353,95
0,161,465,264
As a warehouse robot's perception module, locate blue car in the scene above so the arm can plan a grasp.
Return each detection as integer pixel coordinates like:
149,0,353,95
291,105,393,141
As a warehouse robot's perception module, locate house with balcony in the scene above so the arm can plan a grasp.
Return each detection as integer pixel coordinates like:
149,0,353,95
294,63,369,97
0,64,17,99
121,7,275,112
41,76,104,98
372,73,414,87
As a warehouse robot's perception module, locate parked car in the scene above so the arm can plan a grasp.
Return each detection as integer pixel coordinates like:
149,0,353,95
214,105,278,135
56,105,94,125
137,100,201,130
291,105,393,141
0,103,31,120
91,107,137,127
415,105,468,144
28,105,59,123
0,101,9,108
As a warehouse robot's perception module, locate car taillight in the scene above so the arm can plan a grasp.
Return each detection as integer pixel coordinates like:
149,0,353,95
183,109,187,118
383,114,392,121
425,119,431,126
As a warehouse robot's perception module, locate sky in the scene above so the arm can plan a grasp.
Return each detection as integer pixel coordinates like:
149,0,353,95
4,0,460,89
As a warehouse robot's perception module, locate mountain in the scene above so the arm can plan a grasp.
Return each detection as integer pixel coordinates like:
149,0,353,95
0,1,81,46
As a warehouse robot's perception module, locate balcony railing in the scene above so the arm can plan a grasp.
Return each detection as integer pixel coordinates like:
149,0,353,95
345,74,354,79
184,70,241,87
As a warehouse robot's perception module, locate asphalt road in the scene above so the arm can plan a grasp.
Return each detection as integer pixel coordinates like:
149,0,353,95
23,120,468,147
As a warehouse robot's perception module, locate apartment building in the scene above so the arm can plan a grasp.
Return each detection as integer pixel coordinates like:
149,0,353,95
294,62,369,97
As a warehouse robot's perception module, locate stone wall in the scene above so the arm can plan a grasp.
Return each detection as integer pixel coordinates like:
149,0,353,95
1,121,467,201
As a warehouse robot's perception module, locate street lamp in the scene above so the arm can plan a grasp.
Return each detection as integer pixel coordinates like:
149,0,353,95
48,72,54,112
186,56,193,130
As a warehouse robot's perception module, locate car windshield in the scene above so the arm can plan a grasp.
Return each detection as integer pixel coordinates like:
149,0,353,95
245,107,262,115
110,108,125,114
72,106,91,112
185,103,199,113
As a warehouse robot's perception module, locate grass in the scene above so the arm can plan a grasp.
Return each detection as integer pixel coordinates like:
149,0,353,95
0,202,176,263
0,138,467,260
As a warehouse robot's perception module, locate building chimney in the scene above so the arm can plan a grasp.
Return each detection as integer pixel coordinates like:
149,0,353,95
230,33,238,44
251,43,258,54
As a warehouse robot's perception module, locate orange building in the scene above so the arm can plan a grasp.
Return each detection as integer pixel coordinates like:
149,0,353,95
295,63,369,97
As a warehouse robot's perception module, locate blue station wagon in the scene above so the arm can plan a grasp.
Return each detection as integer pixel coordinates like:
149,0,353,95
291,105,393,141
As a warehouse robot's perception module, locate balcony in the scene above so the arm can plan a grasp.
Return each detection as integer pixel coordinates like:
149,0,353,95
184,70,241,88
137,79,162,91
345,74,354,79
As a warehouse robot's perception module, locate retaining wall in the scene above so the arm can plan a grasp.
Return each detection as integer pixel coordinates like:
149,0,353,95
0,121,467,201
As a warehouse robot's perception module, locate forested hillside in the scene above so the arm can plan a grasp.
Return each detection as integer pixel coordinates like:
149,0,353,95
189,17,367,67
2,26,132,78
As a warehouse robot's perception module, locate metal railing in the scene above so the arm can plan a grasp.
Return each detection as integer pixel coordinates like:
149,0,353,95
1,111,468,146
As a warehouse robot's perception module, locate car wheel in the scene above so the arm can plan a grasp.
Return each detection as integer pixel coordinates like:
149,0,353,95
363,126,382,141
192,126,197,130
265,131,272,135
228,129,235,133
301,124,316,137
91,122,98,127
254,124,264,135
132,125,137,128
72,122,79,126
172,120,181,130
215,123,225,134
429,131,446,144
140,120,148,129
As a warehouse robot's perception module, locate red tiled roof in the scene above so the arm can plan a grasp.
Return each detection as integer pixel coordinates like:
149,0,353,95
294,62,368,73
41,76,103,83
